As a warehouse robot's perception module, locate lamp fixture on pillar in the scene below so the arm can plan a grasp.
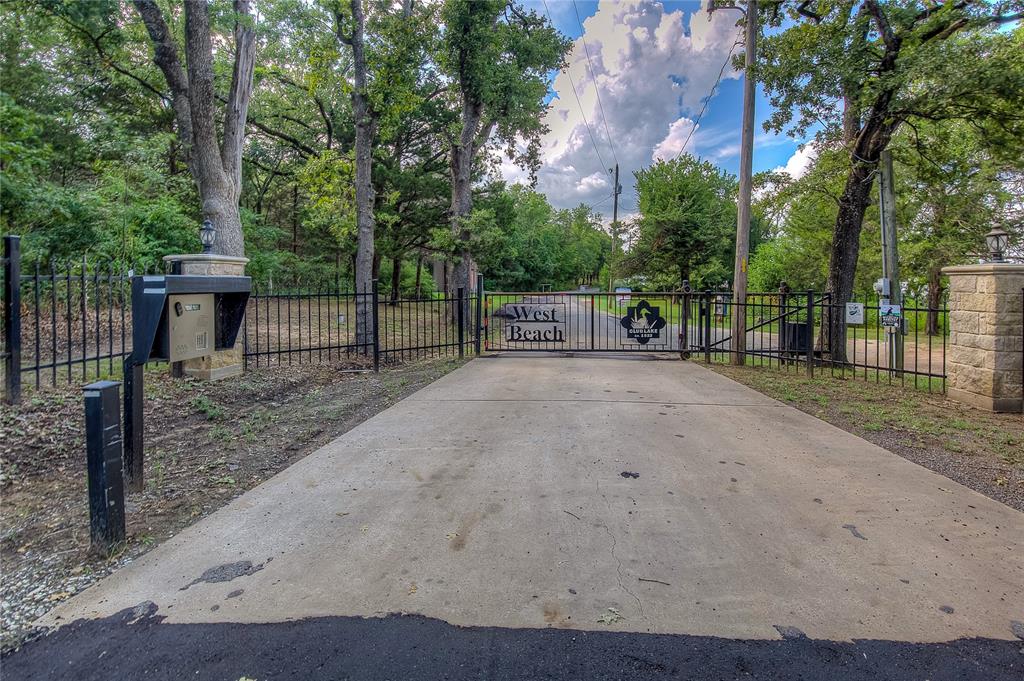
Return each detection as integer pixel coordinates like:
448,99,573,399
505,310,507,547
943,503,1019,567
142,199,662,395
200,220,216,254
984,227,1009,263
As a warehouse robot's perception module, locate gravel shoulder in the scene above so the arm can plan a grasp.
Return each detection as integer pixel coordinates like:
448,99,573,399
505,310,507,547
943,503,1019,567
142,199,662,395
0,356,465,652
710,364,1024,512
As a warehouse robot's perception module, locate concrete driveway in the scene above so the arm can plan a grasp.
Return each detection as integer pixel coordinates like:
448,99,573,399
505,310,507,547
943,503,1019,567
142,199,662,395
10,355,1024,679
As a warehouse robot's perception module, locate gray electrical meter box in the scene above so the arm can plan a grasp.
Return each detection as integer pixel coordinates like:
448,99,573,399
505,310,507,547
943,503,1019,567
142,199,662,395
168,293,215,361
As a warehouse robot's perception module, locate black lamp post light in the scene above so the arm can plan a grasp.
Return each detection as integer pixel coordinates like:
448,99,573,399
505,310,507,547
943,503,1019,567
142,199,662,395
200,219,216,254
984,227,1009,263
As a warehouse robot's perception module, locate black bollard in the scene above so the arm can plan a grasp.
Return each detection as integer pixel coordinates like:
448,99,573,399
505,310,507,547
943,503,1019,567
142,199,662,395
83,380,126,553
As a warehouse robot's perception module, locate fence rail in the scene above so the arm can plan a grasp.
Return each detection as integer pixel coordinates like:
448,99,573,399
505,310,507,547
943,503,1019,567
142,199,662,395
2,231,955,403
677,290,949,392
2,234,481,403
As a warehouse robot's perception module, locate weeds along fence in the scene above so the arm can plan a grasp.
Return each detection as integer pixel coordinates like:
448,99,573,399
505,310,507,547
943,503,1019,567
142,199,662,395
2,236,480,404
680,290,949,392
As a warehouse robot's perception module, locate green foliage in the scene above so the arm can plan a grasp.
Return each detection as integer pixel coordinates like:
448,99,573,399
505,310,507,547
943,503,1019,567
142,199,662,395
436,183,610,290
751,119,1022,297
439,0,571,178
625,155,737,290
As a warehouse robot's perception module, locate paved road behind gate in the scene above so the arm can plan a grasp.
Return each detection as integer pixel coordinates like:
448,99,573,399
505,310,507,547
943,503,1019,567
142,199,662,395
15,354,1024,678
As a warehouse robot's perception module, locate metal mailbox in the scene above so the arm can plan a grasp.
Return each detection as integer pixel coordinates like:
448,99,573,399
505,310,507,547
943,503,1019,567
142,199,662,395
123,274,250,493
131,275,250,364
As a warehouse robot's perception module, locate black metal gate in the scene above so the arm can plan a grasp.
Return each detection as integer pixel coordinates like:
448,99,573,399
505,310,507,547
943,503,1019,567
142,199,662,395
482,291,687,353
481,289,819,361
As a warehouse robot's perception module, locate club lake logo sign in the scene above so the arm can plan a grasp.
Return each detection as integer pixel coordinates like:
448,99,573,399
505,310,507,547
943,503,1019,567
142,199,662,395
620,300,666,345
503,303,566,342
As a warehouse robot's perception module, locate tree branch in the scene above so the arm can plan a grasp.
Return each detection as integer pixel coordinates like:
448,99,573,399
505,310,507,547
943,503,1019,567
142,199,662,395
222,0,257,194
132,0,194,164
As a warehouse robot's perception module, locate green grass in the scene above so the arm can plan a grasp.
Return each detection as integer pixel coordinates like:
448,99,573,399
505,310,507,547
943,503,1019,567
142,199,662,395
189,394,224,420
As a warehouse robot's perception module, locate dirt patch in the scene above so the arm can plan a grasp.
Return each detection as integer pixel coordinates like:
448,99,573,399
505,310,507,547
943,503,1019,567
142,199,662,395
0,356,465,652
711,364,1024,512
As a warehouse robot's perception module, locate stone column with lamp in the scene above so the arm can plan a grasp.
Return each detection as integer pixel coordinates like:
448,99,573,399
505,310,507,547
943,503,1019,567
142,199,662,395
163,220,249,380
942,228,1023,413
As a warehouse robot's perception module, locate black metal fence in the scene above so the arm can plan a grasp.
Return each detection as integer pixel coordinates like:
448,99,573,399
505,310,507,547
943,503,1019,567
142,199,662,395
678,290,949,392
0,230,961,403
2,235,482,403
240,282,480,369
1,236,143,400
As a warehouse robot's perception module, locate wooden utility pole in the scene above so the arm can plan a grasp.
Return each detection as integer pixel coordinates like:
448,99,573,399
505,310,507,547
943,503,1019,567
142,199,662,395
612,163,620,231
878,149,904,372
730,0,756,365
608,163,621,291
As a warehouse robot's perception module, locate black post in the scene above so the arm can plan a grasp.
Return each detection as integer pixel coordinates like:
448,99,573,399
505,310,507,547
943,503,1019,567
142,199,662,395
474,275,483,355
457,286,465,359
703,290,712,363
84,380,126,553
3,235,21,404
371,279,380,372
805,290,815,378
680,289,690,355
590,294,596,350
122,358,144,493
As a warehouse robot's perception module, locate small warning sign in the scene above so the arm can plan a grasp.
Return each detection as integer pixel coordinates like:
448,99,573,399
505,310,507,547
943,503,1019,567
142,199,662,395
880,304,902,328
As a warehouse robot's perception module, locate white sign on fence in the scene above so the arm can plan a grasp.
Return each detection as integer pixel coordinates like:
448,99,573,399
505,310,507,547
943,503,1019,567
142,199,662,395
845,302,865,325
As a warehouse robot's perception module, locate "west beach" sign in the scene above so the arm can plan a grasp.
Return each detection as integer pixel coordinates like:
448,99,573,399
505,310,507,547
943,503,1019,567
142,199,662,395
502,303,566,342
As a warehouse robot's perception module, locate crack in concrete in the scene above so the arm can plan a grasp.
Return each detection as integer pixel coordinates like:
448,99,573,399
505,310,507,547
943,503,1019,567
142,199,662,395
595,478,645,618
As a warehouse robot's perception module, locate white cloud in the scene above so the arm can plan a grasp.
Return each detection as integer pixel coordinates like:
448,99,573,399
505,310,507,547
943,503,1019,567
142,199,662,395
502,0,743,214
775,143,818,180
651,117,696,162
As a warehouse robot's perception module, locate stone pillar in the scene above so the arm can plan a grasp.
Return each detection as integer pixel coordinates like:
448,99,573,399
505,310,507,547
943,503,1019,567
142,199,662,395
163,253,249,381
942,263,1023,413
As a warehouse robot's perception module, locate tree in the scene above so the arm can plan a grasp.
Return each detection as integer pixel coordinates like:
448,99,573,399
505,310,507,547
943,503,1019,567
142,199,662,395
438,0,570,304
133,0,256,257
625,156,737,290
759,1,1024,360
895,119,1023,333
331,0,377,346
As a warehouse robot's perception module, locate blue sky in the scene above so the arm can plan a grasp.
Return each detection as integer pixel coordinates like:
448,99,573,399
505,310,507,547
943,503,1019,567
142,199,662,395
505,1,808,217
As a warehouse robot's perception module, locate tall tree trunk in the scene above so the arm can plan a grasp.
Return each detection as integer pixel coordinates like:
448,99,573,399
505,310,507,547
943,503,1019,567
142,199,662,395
449,103,478,302
414,251,423,299
291,184,298,253
134,0,255,258
348,0,377,349
926,266,944,336
822,160,877,363
390,256,401,305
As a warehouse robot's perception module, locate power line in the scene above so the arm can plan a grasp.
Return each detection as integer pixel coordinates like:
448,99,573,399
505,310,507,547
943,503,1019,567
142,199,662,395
673,35,743,160
541,0,608,174
590,193,614,210
571,0,618,168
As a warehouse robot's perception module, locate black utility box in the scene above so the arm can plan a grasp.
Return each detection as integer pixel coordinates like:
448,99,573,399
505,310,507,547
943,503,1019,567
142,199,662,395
131,275,251,364
780,321,810,355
